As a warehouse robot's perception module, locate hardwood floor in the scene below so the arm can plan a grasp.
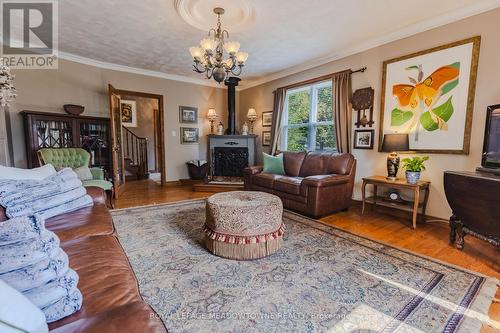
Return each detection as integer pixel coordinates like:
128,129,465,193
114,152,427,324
115,179,499,332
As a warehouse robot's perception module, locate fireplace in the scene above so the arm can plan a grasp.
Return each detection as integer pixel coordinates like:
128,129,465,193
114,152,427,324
214,147,249,177
208,134,257,181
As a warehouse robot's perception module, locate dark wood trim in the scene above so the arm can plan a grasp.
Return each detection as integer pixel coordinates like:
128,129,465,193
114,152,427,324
378,36,481,155
116,89,166,186
21,110,109,121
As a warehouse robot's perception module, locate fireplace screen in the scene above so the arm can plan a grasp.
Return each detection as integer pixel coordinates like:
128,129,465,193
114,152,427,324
213,147,249,177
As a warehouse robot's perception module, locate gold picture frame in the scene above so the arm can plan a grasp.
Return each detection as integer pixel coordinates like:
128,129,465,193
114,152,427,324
379,36,481,154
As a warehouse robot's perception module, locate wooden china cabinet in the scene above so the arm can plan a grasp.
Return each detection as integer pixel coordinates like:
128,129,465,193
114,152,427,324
22,111,112,176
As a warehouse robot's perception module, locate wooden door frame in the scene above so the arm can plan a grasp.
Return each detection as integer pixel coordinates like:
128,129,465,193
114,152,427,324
108,84,127,197
115,88,166,186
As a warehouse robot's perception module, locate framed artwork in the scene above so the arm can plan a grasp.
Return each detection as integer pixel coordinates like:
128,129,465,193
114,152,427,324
262,131,271,146
379,36,480,154
353,129,374,149
180,127,199,144
121,100,137,127
262,111,273,127
179,106,198,124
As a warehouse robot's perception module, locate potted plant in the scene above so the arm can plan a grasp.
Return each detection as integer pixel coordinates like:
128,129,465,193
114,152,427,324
402,156,429,184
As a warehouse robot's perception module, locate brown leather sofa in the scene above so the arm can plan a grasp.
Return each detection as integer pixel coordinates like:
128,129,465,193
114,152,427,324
244,152,356,218
0,187,166,333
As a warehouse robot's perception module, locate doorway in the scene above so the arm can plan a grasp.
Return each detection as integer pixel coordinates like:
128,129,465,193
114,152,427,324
108,86,165,198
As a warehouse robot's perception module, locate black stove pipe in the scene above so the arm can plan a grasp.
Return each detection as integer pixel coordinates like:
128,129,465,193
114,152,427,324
224,77,240,135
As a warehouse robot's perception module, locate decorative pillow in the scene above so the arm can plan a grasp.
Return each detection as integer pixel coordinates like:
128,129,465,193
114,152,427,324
0,164,56,180
263,153,285,175
0,279,49,333
0,215,83,323
72,166,93,181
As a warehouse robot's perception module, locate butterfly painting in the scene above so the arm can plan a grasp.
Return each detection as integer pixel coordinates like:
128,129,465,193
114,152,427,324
392,62,459,140
379,37,480,154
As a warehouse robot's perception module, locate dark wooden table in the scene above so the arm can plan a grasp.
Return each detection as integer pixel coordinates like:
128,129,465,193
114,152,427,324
361,176,431,229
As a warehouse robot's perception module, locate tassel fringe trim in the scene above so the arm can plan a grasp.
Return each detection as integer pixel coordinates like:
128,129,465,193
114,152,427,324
204,224,285,245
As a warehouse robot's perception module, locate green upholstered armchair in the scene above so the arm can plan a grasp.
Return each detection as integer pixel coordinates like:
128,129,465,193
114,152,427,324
37,148,113,193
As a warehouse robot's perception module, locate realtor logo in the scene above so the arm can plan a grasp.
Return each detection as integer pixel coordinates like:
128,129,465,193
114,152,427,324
1,0,58,69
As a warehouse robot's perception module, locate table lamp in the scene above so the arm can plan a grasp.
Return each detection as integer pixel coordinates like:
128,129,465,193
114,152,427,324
207,108,217,134
247,107,257,133
381,133,409,180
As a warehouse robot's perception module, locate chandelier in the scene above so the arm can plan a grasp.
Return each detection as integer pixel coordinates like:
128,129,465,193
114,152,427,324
189,7,248,83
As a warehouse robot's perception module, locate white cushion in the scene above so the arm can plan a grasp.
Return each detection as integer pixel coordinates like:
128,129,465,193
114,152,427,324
0,164,56,180
72,166,93,181
0,279,48,333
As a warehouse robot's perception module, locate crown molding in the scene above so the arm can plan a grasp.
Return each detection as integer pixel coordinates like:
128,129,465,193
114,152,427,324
57,51,225,89
239,0,500,90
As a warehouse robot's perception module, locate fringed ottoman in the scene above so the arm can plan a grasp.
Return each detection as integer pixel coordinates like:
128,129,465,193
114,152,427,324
204,191,284,260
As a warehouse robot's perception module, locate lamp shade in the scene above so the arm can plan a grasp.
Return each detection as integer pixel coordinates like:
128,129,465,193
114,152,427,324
189,46,204,59
381,133,409,152
224,41,240,55
207,108,217,120
235,51,249,64
247,107,257,120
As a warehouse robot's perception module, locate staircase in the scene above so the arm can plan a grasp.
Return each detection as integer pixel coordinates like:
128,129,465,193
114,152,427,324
122,126,149,181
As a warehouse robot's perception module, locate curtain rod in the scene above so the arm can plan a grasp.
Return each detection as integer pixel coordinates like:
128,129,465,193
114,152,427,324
351,66,367,74
275,66,367,92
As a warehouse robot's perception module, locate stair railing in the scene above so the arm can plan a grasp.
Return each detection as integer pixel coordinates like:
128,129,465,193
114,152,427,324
122,126,149,179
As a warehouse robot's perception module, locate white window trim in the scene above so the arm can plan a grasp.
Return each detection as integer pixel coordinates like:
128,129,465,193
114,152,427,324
281,80,335,152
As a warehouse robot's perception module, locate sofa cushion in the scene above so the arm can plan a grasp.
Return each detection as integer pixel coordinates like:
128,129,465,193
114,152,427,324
299,152,328,177
325,153,354,175
46,204,114,243
73,166,93,181
49,236,142,330
274,176,304,196
283,151,307,177
50,301,166,333
252,173,280,189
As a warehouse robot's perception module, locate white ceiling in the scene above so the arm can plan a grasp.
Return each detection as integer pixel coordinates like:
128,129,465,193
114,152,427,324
58,0,500,88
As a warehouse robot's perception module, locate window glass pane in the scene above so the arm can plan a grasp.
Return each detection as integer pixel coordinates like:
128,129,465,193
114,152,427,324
316,85,333,122
287,89,310,125
286,126,308,152
315,124,336,151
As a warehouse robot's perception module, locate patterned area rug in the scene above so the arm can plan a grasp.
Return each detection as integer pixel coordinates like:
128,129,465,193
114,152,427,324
111,200,497,332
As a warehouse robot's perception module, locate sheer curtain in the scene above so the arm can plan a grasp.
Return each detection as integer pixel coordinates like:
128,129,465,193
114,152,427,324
270,88,286,155
332,71,352,153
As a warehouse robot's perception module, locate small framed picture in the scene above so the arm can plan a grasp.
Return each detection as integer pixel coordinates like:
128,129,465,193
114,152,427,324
179,106,198,124
262,111,273,127
262,131,271,146
121,100,137,127
180,127,199,144
353,129,374,149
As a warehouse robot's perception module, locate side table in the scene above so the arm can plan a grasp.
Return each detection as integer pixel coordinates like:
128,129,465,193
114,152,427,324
361,176,431,229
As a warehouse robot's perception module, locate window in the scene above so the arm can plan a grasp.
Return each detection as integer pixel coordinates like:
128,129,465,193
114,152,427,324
281,81,336,152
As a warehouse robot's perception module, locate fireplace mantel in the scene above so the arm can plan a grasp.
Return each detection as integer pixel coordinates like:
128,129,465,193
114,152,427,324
207,134,257,180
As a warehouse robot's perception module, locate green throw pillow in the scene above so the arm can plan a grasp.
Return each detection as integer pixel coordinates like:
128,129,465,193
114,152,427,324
263,153,285,175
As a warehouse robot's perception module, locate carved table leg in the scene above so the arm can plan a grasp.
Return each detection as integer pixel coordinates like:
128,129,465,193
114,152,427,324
455,219,465,250
449,214,457,244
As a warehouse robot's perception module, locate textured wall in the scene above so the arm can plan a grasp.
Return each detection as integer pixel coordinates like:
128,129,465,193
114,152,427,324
238,8,500,219
8,59,227,180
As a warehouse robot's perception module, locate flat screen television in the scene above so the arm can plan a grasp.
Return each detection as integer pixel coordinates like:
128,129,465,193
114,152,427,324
481,104,500,169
